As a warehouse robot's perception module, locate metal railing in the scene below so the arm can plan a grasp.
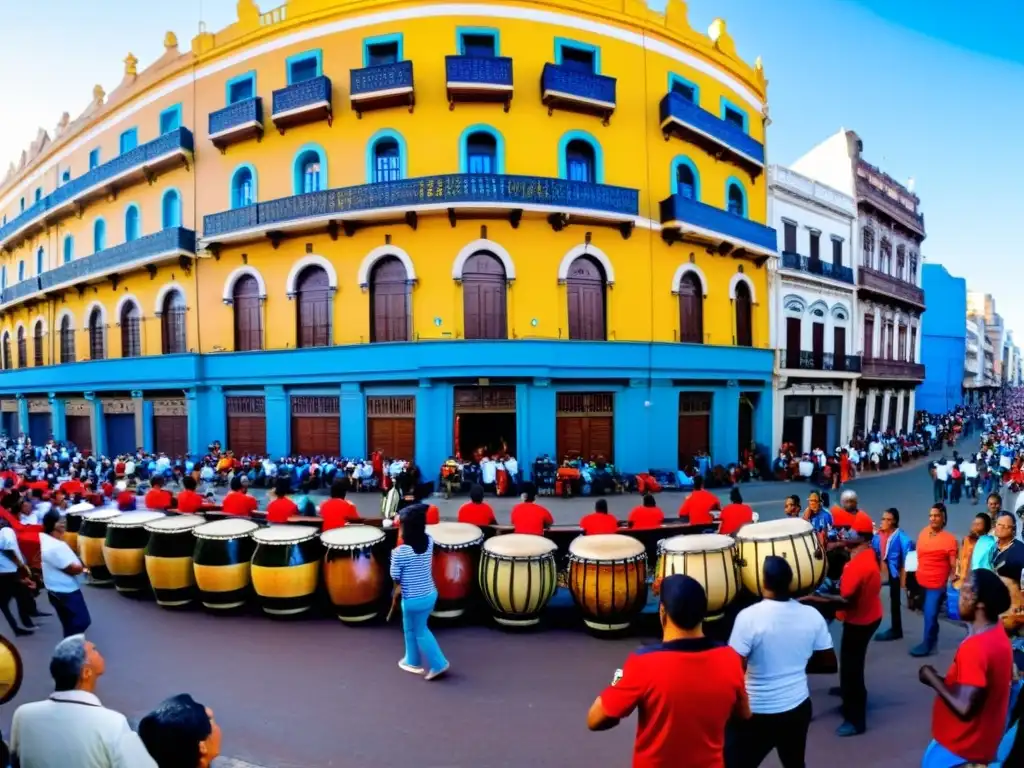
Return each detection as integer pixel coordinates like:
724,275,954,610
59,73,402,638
858,265,925,305
445,55,513,87
272,76,332,116
780,251,854,284
350,60,413,97
541,63,616,105
780,349,862,372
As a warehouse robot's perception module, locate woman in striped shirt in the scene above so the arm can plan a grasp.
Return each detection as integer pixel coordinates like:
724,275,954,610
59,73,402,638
390,504,449,680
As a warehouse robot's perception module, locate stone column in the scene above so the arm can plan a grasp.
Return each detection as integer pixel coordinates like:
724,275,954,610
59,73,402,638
131,391,144,450
185,389,200,456
880,389,892,431
15,395,28,438
340,382,366,460
895,390,906,433
48,393,67,443
84,392,104,456
712,382,740,465
265,386,289,458
873,307,882,357
846,379,859,443
840,381,851,445
142,399,155,453
865,388,878,432
906,390,917,430
801,415,812,454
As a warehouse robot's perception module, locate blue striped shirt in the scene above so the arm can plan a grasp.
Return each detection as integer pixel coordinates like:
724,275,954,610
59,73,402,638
390,539,436,600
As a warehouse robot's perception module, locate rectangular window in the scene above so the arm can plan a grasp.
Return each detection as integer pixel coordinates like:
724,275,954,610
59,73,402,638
363,35,402,67
458,28,498,57
159,104,182,135
89,148,100,170
721,97,749,132
287,50,322,84
809,231,820,261
898,326,907,360
668,74,698,104
227,72,256,105
556,38,598,74
118,128,138,155
468,152,493,174
831,237,843,268
783,221,797,253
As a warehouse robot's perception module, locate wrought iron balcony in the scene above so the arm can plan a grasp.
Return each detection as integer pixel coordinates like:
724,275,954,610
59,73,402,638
350,61,414,116
659,92,764,178
208,98,264,151
860,358,925,380
541,63,616,123
445,55,513,110
203,174,639,244
0,128,193,251
780,251,854,284
858,265,925,308
1,277,41,305
660,194,777,259
271,76,332,133
855,178,926,237
780,349,862,373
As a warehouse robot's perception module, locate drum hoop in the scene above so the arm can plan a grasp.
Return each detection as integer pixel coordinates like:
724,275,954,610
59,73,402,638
82,510,121,522
433,535,485,550
320,529,386,549
253,528,319,545
144,516,205,534
108,513,166,529
194,521,260,540
481,550,555,563
658,540,735,555
737,532,812,545
568,552,647,566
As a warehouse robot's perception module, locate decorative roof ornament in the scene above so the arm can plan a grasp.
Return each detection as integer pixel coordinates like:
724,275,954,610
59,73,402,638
707,18,737,58
124,53,138,77
56,112,70,136
237,0,260,25
93,84,105,105
164,31,178,50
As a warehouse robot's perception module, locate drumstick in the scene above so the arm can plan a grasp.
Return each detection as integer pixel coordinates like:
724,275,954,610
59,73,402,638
386,586,400,622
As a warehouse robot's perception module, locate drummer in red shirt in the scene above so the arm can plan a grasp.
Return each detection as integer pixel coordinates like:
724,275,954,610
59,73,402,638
580,499,619,535
174,476,205,514
678,476,720,525
221,476,259,517
319,479,360,532
510,484,553,535
627,494,664,530
457,485,496,527
144,477,173,511
266,478,299,523
718,487,754,536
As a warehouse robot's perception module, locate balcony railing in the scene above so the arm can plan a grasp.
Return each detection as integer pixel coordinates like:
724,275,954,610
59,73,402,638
350,61,414,115
2,277,41,304
780,251,854,284
660,194,777,257
541,63,616,122
0,129,193,250
780,349,862,373
208,98,264,150
856,179,926,237
860,358,925,380
858,265,925,307
203,174,639,242
658,92,764,177
445,55,514,109
271,76,332,131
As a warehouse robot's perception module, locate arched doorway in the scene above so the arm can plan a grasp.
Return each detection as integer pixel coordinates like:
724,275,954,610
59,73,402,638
565,256,606,341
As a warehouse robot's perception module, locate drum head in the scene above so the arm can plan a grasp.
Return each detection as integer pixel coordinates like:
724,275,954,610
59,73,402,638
144,515,205,534
253,525,318,545
483,533,557,557
108,511,166,528
427,522,484,547
67,502,95,515
661,533,735,553
736,518,813,541
569,534,645,560
194,518,260,539
320,525,385,549
82,509,122,523
0,635,23,706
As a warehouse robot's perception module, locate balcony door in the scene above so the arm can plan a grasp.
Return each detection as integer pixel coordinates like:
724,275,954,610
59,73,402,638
785,317,801,368
834,326,847,371
863,315,874,360
812,322,824,369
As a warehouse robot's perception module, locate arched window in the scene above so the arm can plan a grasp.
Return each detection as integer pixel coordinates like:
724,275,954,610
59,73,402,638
678,273,704,344
676,163,697,200
161,190,181,228
33,321,43,366
727,182,746,217
16,327,26,368
35,248,44,275
63,235,74,264
1,333,9,370
565,140,596,183
59,315,75,363
160,290,187,354
734,280,753,347
462,252,507,340
465,132,497,174
373,139,401,183
88,308,105,361
232,167,255,209
295,266,331,348
94,219,107,252
233,275,263,351
62,170,71,184
296,149,324,194
565,256,606,341
120,301,141,358
17,262,24,282
1,267,6,292
370,256,410,343
125,205,140,242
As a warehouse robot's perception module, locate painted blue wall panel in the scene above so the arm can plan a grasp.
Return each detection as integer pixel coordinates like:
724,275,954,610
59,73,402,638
918,264,966,414
2,413,18,438
104,414,135,457
28,413,51,445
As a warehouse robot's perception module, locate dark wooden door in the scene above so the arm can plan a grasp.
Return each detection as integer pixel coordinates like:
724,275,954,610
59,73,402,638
834,327,847,371
66,415,91,452
863,316,874,360
462,253,507,340
812,322,824,368
154,415,187,457
226,396,266,456
104,414,135,457
367,418,416,461
677,393,711,469
296,267,331,348
565,257,606,341
556,416,613,462
233,275,263,352
371,257,410,342
734,283,752,347
811,414,828,451
785,317,801,368
291,417,340,456
677,273,703,343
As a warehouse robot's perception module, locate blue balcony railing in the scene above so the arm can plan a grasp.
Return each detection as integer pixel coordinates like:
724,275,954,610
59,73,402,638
541,63,616,106
660,194,777,253
350,60,414,98
272,76,332,115
209,98,263,137
780,251,854,284
445,55,513,88
204,174,639,238
1,277,41,305
659,92,764,168
0,129,194,247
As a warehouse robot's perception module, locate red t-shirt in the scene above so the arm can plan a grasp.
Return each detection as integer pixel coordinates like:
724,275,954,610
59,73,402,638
60,480,85,497
580,512,619,536
679,490,720,525
838,547,883,625
221,491,258,517
320,498,359,532
718,504,754,536
266,497,299,524
931,626,1013,763
144,488,173,511
116,491,136,511
457,502,496,527
628,506,665,530
510,502,554,536
175,490,204,514
600,639,746,768
916,528,958,589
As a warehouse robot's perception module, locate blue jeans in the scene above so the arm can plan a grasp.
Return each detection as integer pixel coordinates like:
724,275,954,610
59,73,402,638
921,587,944,650
401,591,448,673
48,590,91,638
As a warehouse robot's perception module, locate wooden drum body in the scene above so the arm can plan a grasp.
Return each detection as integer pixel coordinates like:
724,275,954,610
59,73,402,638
192,519,259,610
479,534,558,627
78,510,121,585
145,515,205,607
568,534,648,632
104,512,166,593
427,522,483,618
321,526,389,623
251,526,322,616
63,502,93,556
657,534,739,618
735,519,825,598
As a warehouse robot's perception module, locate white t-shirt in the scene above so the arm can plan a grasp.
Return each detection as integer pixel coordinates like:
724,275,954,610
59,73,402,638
934,462,949,482
0,527,23,574
39,533,83,594
729,598,834,714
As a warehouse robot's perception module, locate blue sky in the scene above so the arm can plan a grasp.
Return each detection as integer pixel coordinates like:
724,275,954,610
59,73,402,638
1,0,1021,331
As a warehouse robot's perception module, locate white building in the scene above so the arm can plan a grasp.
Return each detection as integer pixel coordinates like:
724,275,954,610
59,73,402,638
768,165,858,452
963,315,985,398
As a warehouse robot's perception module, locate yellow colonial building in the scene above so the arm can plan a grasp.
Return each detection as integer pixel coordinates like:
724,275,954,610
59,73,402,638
0,0,777,474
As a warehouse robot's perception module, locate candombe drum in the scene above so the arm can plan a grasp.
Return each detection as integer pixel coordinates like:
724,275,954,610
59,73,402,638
321,526,390,623
250,526,323,616
144,515,205,607
63,501,94,556
568,534,648,632
0,635,23,706
426,522,484,619
478,534,558,627
103,511,167,593
192,518,259,610
78,510,122,586
656,534,739,618
735,518,825,597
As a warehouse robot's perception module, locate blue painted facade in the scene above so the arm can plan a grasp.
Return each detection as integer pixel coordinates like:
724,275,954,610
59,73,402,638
0,341,773,475
917,263,966,413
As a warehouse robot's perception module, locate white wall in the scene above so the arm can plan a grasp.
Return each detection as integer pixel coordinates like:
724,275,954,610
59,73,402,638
789,130,857,198
777,282,854,353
